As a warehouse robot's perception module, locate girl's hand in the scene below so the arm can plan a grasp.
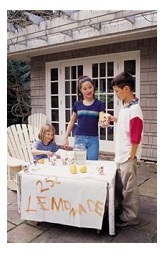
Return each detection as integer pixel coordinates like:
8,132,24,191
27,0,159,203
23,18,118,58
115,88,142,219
63,138,69,149
47,151,54,158
99,113,110,127
99,122,109,128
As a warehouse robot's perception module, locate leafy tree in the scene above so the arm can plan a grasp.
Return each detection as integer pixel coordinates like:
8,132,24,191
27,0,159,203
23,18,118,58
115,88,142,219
7,10,56,126
7,60,31,126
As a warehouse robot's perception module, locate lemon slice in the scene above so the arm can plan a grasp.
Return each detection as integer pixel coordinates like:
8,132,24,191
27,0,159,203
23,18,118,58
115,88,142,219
38,158,45,164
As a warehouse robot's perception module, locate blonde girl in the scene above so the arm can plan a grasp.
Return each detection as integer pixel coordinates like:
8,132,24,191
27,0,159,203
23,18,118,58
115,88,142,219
31,124,59,161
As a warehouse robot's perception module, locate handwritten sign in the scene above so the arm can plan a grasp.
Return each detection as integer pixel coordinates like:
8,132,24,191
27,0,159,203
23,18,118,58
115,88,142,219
21,175,107,229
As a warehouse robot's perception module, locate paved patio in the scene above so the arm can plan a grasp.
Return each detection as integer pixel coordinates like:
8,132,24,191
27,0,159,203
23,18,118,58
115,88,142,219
7,161,157,243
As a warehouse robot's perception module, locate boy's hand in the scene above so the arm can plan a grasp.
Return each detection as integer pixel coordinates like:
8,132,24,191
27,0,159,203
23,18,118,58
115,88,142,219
107,114,117,122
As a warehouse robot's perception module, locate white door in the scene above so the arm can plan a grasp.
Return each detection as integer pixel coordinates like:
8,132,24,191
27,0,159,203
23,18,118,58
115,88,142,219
46,51,140,153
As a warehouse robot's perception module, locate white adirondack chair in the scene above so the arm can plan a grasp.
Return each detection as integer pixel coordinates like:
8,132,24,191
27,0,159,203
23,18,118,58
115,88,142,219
28,113,47,138
7,124,38,190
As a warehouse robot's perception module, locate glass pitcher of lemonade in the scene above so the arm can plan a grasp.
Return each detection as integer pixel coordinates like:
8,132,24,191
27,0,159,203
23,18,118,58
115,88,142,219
74,144,86,165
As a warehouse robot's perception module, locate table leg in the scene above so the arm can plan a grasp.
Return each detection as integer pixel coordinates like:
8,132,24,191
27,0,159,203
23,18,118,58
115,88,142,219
16,172,22,213
108,183,115,236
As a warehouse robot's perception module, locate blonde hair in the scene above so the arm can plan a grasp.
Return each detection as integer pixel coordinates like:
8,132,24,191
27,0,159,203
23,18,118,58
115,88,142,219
38,124,55,142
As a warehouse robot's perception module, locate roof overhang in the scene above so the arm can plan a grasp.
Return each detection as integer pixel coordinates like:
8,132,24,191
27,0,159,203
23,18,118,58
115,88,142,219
7,10,157,61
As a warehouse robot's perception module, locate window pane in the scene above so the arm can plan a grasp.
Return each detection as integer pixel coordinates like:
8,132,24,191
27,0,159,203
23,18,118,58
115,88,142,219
99,79,106,93
107,62,114,76
51,82,58,94
52,123,59,135
51,96,58,108
71,81,77,94
66,110,71,122
93,79,98,92
72,95,77,106
107,95,114,109
65,96,70,108
51,110,59,121
92,63,98,78
109,110,114,126
100,127,106,140
100,63,106,77
107,126,114,141
124,60,136,75
51,68,58,81
99,94,106,103
65,67,70,79
65,81,70,94
71,66,76,79
78,65,83,78
107,78,113,93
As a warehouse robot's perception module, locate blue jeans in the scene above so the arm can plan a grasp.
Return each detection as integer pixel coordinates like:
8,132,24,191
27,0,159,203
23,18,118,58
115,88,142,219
74,135,99,160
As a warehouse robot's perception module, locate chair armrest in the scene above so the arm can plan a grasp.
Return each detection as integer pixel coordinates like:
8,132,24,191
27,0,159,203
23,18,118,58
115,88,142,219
7,154,28,167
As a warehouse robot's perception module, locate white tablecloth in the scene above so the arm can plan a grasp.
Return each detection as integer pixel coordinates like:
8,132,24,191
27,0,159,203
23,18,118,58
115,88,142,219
17,160,116,235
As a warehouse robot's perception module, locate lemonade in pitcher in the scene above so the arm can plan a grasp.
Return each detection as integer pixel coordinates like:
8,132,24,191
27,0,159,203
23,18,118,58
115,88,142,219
74,144,86,165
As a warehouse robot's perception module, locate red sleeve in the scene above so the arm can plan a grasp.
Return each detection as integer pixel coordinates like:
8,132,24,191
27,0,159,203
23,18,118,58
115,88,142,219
130,117,143,144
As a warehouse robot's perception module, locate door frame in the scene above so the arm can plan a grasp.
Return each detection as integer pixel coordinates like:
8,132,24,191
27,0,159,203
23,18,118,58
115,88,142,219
46,50,140,151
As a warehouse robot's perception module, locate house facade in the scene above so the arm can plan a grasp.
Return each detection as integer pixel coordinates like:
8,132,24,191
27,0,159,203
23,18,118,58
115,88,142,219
7,10,157,161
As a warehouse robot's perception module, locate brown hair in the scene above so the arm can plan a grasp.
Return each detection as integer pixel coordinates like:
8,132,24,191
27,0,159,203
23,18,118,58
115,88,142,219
111,72,135,91
78,75,95,100
38,124,55,142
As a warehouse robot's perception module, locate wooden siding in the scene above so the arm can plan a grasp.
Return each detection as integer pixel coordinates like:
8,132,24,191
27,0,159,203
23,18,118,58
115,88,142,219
30,37,157,161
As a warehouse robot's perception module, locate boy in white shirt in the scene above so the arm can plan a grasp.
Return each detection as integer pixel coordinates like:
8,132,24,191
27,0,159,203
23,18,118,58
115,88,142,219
108,72,143,226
